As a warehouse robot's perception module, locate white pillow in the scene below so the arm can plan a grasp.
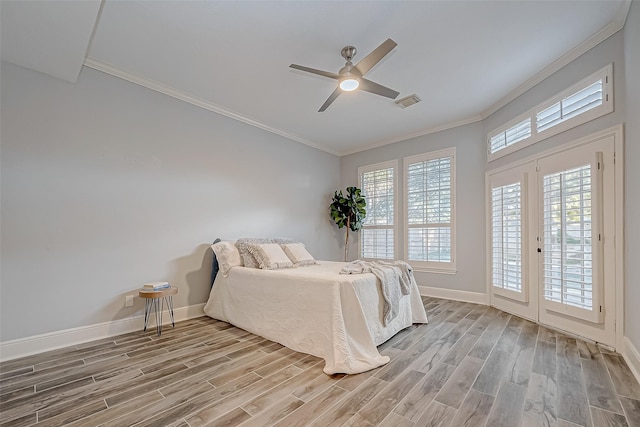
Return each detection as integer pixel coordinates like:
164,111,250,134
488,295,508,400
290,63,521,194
248,243,294,269
211,241,242,276
282,243,317,266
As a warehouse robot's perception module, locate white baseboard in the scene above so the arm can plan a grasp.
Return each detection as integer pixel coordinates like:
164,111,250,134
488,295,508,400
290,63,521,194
0,303,206,362
419,286,489,305
623,336,640,386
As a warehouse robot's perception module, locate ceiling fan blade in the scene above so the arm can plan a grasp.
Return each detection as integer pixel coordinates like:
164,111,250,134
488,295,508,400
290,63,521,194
318,87,341,112
354,38,397,76
359,78,400,99
290,64,340,80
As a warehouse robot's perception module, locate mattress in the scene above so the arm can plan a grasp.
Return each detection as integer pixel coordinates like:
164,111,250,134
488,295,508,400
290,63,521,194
203,260,428,374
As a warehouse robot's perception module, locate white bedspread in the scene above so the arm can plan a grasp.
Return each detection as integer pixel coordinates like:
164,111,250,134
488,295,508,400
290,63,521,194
203,261,428,374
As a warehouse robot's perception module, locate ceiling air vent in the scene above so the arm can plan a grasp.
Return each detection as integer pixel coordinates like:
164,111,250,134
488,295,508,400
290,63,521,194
395,94,421,108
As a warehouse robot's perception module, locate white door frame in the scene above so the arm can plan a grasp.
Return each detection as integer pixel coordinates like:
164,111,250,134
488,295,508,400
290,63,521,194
486,124,624,350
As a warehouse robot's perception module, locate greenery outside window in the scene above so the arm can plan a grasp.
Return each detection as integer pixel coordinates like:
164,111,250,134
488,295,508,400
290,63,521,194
404,148,456,273
358,160,397,260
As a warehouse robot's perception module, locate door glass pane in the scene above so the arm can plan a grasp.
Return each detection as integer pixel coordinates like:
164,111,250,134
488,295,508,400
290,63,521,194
492,182,522,293
542,164,593,310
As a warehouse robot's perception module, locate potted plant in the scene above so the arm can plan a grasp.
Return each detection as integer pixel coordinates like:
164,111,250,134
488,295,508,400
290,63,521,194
330,186,367,261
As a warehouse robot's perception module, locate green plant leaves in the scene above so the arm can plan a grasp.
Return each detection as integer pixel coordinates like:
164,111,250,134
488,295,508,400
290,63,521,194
329,186,367,232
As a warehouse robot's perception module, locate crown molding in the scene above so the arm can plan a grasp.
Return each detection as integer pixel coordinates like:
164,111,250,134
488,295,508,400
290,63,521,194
84,0,631,160
337,115,483,157
82,57,341,157
83,57,483,158
481,0,631,120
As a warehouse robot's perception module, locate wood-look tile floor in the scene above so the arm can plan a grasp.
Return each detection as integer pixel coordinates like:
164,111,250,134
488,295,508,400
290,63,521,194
2,297,639,427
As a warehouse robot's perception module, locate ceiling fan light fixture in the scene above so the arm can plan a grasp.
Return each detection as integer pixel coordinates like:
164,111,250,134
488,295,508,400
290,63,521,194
339,77,359,91
290,38,399,111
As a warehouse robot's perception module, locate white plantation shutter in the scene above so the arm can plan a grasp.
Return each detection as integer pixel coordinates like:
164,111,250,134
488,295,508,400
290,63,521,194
359,161,396,259
537,80,603,133
488,64,612,161
405,148,456,270
361,229,394,259
541,155,604,323
492,182,525,298
489,118,532,154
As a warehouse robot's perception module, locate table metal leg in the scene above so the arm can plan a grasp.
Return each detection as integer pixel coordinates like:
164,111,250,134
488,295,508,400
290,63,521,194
167,295,175,327
143,298,152,332
142,292,176,336
155,298,162,336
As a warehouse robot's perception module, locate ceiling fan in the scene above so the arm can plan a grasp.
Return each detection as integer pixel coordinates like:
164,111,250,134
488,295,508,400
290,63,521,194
290,38,400,112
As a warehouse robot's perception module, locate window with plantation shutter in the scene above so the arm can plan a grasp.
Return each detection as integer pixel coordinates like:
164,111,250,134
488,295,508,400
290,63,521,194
359,160,397,259
405,148,456,272
537,79,603,133
539,147,605,325
487,64,612,162
491,180,527,301
489,118,531,155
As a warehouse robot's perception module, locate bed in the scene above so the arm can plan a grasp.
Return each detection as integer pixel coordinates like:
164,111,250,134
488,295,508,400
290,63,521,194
203,244,428,375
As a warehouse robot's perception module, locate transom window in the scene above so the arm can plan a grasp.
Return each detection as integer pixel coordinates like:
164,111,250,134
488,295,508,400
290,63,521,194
537,80,603,133
489,118,532,155
488,64,612,161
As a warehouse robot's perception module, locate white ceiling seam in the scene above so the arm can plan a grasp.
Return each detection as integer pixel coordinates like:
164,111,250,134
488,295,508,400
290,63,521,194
0,0,102,83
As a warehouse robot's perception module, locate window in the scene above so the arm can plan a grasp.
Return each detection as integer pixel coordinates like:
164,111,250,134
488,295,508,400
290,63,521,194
487,64,613,161
535,72,607,136
491,181,527,301
489,117,532,155
536,80,603,133
405,148,456,272
359,160,397,259
541,159,604,323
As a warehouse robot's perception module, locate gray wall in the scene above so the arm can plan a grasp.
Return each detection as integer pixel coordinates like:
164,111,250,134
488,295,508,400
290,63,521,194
0,62,342,342
340,121,487,294
623,0,640,354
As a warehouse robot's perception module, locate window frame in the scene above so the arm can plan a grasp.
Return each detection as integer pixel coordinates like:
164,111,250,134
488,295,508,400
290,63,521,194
487,63,613,162
358,160,398,260
403,147,457,273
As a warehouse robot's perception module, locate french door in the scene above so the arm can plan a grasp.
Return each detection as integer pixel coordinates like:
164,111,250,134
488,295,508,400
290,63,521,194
489,163,538,322
488,132,618,347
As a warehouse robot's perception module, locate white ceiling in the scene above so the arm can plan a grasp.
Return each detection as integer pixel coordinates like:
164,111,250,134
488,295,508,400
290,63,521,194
1,1,631,156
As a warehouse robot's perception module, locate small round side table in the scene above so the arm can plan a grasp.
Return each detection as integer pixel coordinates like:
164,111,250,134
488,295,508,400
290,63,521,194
138,287,178,336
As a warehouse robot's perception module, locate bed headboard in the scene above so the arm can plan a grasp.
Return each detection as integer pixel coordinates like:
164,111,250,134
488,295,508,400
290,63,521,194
211,238,221,288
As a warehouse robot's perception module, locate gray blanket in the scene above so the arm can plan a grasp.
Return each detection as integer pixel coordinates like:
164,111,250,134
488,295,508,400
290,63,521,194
340,260,414,325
